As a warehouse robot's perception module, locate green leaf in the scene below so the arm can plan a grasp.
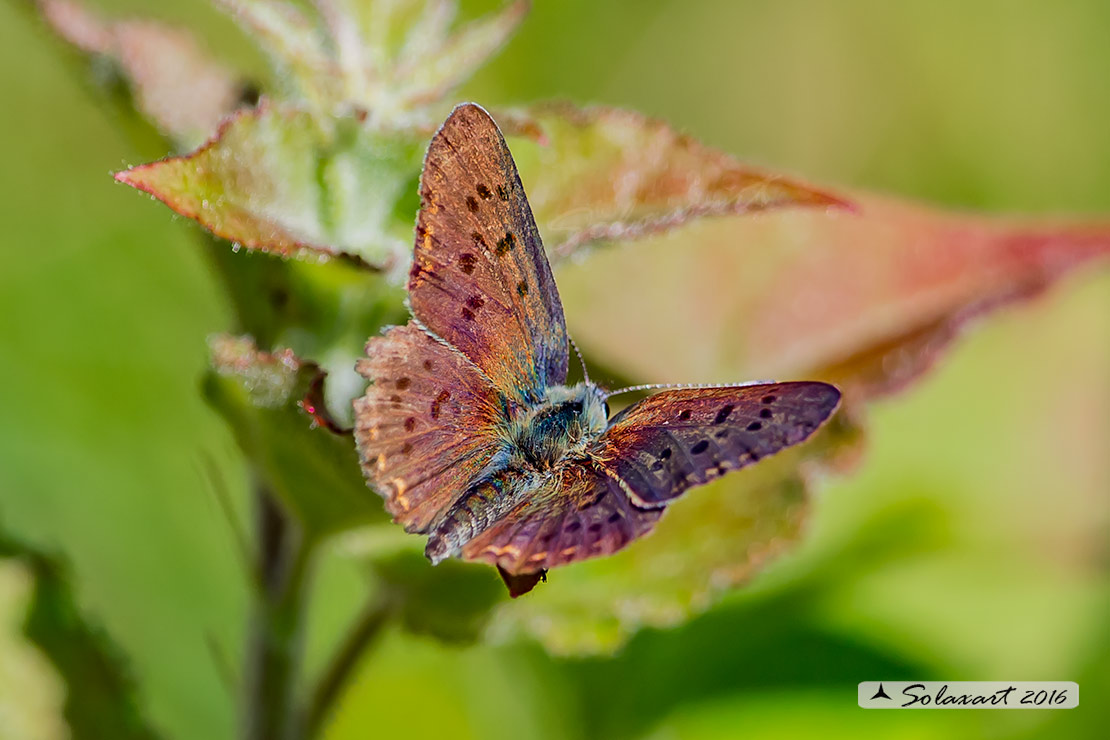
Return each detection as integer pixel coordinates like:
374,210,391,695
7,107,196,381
206,335,387,540
36,0,242,149
215,0,339,114
115,103,426,272
0,528,161,739
371,551,504,644
508,103,852,260
482,408,864,655
216,0,528,122
391,0,529,110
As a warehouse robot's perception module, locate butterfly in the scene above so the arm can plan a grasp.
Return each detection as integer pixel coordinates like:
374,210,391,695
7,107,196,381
353,103,841,597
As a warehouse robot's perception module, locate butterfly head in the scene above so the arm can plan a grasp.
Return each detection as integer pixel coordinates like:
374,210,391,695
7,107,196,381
509,382,609,471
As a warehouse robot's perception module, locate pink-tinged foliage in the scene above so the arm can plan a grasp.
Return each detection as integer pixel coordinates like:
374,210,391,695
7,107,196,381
38,0,241,148
559,192,1110,404
512,103,852,259
114,103,425,268
114,101,853,273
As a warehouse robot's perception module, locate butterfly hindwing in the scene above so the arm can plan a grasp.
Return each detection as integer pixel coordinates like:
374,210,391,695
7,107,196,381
408,103,569,404
598,383,841,507
461,463,662,574
353,324,511,533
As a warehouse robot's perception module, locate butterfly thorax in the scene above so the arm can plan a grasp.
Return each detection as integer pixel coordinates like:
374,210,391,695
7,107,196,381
507,383,609,471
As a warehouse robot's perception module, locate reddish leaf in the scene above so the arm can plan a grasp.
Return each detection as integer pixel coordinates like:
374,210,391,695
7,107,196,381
557,192,1110,402
38,0,242,147
507,103,854,260
114,103,425,269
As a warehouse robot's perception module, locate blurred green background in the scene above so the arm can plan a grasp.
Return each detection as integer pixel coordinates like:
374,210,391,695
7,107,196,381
1,1,1107,739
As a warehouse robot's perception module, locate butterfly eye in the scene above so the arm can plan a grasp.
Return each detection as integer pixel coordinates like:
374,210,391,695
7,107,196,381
603,402,611,418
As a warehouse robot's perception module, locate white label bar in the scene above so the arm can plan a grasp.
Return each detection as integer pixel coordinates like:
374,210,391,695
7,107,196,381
858,682,1078,709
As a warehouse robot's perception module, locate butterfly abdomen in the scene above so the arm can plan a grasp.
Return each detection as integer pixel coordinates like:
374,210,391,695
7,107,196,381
425,467,534,564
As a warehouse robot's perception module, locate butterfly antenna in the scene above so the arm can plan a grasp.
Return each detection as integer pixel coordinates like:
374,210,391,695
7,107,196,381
602,379,775,401
568,333,590,384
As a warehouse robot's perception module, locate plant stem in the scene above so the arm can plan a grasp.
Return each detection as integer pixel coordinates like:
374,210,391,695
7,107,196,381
305,593,394,738
243,485,310,740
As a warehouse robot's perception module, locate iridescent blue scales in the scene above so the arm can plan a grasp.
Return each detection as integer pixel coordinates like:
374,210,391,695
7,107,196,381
354,103,840,595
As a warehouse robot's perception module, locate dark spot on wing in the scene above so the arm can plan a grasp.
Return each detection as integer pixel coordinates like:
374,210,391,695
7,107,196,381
517,280,528,296
471,231,486,248
588,522,602,533
458,253,477,274
466,295,485,310
496,184,509,201
396,377,411,390
389,395,401,403
496,231,516,255
401,442,412,454
404,417,416,431
678,409,692,421
476,183,492,200
430,390,450,419
565,521,581,532
715,430,729,439
466,195,479,212
746,421,762,431
659,448,672,460
714,404,734,424
762,395,777,404
423,360,434,370
690,440,709,454
760,408,773,419
607,512,622,523
461,306,476,321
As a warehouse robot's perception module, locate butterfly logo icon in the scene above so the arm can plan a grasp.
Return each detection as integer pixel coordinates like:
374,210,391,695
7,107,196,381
354,103,840,596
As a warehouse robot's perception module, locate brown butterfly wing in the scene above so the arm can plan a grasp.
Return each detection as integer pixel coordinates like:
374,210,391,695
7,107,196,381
596,382,841,507
353,325,511,533
461,463,662,574
408,103,568,404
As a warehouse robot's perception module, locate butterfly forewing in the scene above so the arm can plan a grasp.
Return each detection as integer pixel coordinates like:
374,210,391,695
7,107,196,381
461,464,662,574
598,383,841,507
353,324,510,532
409,103,569,404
